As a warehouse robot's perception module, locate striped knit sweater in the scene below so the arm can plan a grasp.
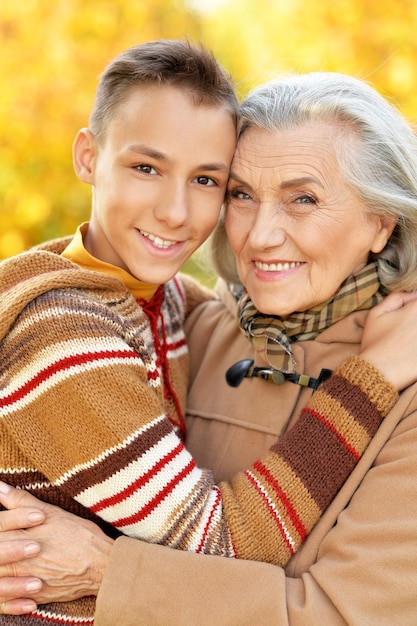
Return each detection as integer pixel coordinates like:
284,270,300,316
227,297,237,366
0,239,397,624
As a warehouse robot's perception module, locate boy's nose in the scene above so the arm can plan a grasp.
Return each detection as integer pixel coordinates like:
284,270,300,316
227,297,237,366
154,183,189,228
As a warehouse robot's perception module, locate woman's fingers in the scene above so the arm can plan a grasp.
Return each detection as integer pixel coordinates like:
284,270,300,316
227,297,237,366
0,573,42,615
0,508,45,533
0,538,40,568
368,290,417,318
0,594,39,616
360,291,417,390
0,482,47,519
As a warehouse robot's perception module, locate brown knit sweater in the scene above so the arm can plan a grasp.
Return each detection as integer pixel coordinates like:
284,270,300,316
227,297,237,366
0,238,397,623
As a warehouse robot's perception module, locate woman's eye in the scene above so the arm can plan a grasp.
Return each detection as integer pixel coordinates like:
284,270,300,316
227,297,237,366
194,176,216,186
295,194,316,204
135,164,157,174
228,189,251,200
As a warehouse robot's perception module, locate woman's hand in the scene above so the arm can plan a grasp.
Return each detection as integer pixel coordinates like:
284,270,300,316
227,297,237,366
360,291,417,391
0,482,114,615
0,498,44,615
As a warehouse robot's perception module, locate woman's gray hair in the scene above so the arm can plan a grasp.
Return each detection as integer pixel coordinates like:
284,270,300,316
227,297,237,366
212,72,417,293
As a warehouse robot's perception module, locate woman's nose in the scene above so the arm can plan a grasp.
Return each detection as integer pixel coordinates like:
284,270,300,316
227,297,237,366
248,202,287,249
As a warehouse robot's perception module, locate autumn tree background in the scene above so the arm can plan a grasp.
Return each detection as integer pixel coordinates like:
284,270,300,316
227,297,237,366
1,0,417,279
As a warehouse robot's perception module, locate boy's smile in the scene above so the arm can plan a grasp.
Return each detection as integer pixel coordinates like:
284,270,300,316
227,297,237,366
73,84,236,285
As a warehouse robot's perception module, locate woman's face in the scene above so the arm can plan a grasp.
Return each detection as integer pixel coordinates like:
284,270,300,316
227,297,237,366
225,122,395,317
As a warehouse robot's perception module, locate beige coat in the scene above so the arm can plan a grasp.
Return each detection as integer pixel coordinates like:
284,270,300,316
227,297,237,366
95,279,417,625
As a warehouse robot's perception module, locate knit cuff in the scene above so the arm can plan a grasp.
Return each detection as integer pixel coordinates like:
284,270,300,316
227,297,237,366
332,355,398,416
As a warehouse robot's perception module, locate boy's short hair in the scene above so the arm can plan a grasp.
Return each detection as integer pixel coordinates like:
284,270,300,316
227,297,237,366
89,39,239,143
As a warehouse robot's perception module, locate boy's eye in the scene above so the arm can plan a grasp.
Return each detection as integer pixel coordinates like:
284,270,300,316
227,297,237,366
194,176,216,186
135,164,157,174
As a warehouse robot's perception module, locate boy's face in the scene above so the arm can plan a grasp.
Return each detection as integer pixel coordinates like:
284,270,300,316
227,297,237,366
73,85,236,284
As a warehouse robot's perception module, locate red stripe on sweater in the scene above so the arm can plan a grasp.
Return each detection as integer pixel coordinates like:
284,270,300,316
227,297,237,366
90,442,185,513
196,486,222,554
29,611,94,624
304,407,361,461
0,350,139,408
147,368,160,381
251,460,307,540
166,337,187,353
244,469,296,554
114,459,196,527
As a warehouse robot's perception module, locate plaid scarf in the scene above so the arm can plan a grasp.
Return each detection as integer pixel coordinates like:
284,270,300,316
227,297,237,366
238,262,382,373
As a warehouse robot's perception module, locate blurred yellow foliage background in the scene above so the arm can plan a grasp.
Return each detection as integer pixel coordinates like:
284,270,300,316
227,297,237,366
1,0,417,276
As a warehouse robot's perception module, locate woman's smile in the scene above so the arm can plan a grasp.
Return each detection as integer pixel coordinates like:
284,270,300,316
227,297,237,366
253,260,304,273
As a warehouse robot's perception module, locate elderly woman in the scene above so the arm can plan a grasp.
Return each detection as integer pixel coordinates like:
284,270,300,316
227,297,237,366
1,72,417,624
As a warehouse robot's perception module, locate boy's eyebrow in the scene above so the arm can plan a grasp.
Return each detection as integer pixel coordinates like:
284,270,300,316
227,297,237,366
200,162,230,173
127,144,170,161
127,144,230,172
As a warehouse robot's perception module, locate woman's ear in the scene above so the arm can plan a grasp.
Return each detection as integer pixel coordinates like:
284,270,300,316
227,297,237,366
370,215,398,253
72,128,97,184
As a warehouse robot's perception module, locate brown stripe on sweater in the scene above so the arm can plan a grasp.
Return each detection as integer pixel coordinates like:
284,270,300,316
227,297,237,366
0,470,122,539
0,294,147,379
337,356,397,416
253,452,322,531
136,467,233,557
221,470,299,565
0,469,47,487
323,373,385,435
271,410,358,511
308,393,371,453
227,472,296,564
157,471,224,551
59,417,174,496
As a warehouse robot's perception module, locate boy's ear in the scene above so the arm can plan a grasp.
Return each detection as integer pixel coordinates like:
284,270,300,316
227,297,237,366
73,128,97,184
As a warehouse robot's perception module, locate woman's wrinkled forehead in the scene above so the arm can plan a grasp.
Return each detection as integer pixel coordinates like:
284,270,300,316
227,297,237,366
230,121,351,188
232,121,339,169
